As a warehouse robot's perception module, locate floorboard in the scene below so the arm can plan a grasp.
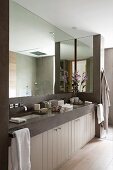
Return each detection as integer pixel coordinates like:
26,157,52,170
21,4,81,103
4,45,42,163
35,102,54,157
57,138,113,170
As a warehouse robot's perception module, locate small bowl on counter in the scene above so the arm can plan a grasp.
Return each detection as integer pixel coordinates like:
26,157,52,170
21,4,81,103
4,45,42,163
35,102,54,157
32,108,48,115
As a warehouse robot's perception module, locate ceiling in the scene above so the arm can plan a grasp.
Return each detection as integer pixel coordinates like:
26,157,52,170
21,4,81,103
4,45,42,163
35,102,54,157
10,1,73,57
9,0,92,60
13,0,113,48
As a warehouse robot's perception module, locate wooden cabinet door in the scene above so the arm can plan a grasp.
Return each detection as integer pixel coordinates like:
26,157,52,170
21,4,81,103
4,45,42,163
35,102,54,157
68,121,72,157
90,112,95,139
80,116,86,148
83,114,87,145
31,134,43,170
42,131,48,170
87,112,95,142
47,129,53,170
72,120,75,155
85,113,91,143
52,122,69,169
57,125,63,167
52,127,58,170
87,113,92,142
63,122,69,161
84,112,95,145
92,112,95,138
74,118,81,152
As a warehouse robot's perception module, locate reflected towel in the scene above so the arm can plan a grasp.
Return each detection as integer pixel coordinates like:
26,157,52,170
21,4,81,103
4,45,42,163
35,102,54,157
11,128,31,170
97,104,104,124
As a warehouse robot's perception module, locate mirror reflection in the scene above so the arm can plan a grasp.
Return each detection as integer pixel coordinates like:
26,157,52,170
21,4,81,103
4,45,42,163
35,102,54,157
77,36,93,93
9,1,73,98
9,51,55,97
60,39,75,93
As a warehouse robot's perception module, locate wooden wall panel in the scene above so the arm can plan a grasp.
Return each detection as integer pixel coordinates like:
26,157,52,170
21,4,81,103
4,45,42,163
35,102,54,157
0,0,9,169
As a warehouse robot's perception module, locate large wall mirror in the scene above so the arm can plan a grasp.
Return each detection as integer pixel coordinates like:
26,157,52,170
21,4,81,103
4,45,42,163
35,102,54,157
9,0,73,98
77,36,93,93
60,39,75,93
55,36,94,94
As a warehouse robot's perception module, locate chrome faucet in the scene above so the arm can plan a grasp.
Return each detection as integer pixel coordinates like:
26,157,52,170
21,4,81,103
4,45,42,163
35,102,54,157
20,103,27,112
23,105,27,112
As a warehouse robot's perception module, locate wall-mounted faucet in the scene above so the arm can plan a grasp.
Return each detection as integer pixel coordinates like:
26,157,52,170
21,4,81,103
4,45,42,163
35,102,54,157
23,105,27,112
19,103,27,112
9,103,28,112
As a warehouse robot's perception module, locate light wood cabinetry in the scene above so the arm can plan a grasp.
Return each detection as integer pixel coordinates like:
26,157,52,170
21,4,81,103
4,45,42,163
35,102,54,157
8,112,95,170
31,133,43,170
68,121,72,158
74,118,81,152
42,131,48,170
47,129,53,170
52,123,69,169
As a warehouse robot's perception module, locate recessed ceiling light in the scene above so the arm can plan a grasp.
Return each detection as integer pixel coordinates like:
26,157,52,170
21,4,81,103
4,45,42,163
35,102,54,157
49,32,55,39
49,32,55,35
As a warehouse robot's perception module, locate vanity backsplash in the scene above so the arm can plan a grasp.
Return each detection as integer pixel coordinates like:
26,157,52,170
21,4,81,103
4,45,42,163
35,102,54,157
9,93,73,118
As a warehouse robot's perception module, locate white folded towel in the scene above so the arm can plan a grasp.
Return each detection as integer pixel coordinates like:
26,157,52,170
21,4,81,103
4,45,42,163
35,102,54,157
58,100,64,106
10,117,26,123
97,104,104,124
11,128,31,170
60,103,73,113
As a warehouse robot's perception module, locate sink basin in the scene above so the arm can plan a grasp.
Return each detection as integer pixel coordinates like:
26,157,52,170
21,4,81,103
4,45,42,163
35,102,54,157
73,104,84,109
21,114,41,120
32,111,48,115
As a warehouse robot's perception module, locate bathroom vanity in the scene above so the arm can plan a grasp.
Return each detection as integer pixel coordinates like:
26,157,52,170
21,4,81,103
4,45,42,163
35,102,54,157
8,103,95,170
8,2,103,170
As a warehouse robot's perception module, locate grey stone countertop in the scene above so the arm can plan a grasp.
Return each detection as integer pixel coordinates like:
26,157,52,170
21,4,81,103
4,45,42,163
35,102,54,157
9,103,95,139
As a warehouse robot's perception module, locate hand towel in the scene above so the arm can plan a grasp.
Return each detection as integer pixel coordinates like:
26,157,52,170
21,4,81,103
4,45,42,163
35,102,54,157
97,104,104,124
10,117,26,124
11,128,31,170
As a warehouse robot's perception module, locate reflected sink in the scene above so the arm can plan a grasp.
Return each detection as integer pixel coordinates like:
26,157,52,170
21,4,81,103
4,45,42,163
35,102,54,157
73,104,84,109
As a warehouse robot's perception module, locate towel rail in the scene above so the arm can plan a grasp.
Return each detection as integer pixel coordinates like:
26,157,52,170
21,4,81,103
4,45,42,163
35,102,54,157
9,128,29,138
9,133,15,138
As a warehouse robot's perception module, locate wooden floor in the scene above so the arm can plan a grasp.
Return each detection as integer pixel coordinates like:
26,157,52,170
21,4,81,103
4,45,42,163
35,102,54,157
57,138,113,170
104,126,113,141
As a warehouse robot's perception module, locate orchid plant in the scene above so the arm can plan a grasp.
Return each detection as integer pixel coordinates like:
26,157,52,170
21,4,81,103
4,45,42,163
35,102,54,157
72,71,88,93
62,70,88,93
72,72,81,94
80,72,88,92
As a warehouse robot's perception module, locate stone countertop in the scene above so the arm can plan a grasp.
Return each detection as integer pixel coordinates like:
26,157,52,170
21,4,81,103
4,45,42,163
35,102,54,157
9,103,95,138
